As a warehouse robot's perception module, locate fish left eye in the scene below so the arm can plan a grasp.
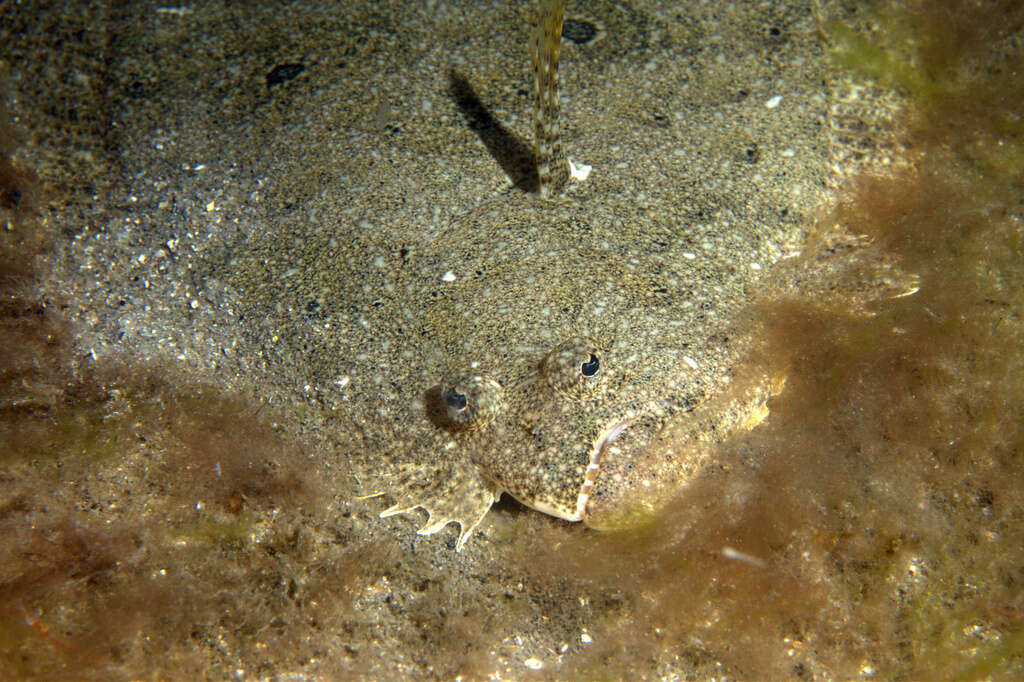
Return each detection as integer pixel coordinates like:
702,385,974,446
443,388,469,412
543,338,603,397
438,374,504,429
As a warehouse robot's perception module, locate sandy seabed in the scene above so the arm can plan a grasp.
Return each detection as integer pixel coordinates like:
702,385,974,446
2,0,1023,679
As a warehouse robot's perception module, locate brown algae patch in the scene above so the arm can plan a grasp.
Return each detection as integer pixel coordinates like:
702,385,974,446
502,3,1024,678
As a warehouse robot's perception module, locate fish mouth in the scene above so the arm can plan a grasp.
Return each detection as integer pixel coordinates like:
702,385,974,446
574,417,637,520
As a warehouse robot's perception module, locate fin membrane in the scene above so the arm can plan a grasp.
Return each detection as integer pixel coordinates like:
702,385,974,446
380,460,501,551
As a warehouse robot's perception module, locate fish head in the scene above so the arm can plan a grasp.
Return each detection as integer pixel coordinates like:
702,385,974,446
412,200,750,527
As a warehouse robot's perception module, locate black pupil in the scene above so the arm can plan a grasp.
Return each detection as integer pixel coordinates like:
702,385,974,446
444,390,468,410
580,354,599,377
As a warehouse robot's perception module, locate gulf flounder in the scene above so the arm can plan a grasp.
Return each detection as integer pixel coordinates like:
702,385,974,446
12,0,902,554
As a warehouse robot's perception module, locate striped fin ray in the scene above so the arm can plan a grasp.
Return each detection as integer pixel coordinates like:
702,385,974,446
531,0,569,198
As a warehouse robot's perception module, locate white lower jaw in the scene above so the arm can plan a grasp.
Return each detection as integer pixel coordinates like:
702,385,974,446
526,497,584,522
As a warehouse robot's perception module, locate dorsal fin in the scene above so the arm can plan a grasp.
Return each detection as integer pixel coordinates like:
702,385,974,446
532,0,569,198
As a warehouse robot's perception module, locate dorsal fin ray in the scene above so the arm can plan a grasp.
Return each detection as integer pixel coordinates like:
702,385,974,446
532,0,570,198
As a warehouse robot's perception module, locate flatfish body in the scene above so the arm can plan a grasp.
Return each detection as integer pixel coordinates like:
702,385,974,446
12,1,844,549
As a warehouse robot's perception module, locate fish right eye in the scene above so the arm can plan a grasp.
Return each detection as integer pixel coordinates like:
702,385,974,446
543,337,604,398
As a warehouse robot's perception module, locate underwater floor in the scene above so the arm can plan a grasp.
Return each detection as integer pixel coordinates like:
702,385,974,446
2,0,1023,679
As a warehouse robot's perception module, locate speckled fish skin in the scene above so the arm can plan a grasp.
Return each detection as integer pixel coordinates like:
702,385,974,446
4,0,902,561
35,1,839,551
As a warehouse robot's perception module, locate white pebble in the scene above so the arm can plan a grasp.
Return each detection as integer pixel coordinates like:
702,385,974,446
524,658,543,670
765,95,783,109
441,270,456,282
569,158,592,181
